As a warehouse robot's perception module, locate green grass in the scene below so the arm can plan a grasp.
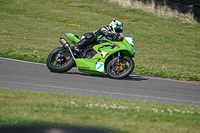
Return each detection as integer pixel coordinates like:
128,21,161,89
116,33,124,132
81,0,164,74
0,1,199,131
0,89,200,133
0,0,200,81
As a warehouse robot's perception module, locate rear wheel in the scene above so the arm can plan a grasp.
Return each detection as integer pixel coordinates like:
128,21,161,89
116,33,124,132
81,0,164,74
46,47,75,73
106,56,134,79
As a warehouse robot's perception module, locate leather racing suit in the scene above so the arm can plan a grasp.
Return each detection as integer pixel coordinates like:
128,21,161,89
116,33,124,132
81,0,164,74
74,25,119,50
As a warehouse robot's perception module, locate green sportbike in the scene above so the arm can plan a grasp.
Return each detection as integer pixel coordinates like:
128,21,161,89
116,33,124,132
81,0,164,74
46,32,135,79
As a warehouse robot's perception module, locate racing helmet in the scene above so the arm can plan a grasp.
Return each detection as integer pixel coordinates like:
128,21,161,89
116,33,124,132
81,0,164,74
109,20,123,33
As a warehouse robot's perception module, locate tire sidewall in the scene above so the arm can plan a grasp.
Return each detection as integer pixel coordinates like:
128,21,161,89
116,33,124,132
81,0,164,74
193,6,200,15
193,0,200,6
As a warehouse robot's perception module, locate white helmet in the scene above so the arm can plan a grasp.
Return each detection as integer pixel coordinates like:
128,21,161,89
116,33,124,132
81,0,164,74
109,20,123,33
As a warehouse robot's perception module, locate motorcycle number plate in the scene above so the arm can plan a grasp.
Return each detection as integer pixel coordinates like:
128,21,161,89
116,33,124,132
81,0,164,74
96,62,104,72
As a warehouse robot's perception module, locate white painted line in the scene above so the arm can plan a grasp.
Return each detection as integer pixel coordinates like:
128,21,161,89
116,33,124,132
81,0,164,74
1,80,199,104
0,57,46,65
0,57,78,70
129,75,200,84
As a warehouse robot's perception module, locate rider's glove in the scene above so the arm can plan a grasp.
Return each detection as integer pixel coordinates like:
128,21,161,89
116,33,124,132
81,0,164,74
112,34,118,41
117,33,123,36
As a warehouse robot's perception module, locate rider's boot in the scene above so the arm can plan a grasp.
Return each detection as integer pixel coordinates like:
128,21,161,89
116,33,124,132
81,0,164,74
71,46,81,53
71,39,87,53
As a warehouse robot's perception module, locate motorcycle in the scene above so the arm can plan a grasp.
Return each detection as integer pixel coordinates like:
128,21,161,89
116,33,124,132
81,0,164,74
46,32,135,79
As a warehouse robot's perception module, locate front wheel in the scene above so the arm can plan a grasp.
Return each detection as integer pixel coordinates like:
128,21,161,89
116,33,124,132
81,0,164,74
106,56,134,79
46,47,75,73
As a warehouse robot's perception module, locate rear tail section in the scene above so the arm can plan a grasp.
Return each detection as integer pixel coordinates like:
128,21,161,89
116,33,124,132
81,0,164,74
66,33,80,44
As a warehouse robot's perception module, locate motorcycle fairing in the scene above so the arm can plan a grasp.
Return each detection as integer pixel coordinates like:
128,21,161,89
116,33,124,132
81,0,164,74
66,32,135,75
75,58,106,74
75,39,135,74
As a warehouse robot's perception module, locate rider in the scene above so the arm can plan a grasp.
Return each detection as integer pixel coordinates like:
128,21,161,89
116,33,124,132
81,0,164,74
71,20,124,52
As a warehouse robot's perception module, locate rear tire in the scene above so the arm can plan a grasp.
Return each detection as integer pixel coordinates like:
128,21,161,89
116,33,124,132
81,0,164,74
46,47,75,73
106,56,134,79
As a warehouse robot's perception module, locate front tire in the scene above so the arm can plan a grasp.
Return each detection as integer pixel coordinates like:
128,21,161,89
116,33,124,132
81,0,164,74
106,56,134,79
46,47,75,73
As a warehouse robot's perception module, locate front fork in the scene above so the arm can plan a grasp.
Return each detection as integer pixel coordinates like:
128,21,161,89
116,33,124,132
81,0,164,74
117,51,120,65
112,51,121,65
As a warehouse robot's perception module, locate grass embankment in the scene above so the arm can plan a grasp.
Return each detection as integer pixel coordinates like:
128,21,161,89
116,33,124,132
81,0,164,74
0,89,200,133
0,0,199,81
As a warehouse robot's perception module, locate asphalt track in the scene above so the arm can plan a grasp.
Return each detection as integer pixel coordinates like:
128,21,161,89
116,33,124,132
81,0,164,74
0,57,200,106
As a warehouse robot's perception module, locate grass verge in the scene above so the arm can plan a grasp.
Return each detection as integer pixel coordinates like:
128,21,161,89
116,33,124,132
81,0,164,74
0,89,200,133
0,0,199,81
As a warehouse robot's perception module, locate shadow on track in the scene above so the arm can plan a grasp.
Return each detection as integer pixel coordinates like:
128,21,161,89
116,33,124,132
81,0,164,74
65,71,149,81
0,125,114,133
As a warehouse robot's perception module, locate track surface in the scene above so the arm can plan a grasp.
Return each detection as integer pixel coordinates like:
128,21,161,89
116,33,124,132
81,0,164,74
0,57,200,106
